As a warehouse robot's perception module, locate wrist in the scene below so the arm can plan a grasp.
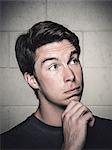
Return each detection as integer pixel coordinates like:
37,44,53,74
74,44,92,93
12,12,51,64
62,144,82,150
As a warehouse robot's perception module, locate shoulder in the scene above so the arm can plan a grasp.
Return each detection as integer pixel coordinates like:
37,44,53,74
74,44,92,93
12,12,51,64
1,114,34,149
85,116,112,149
91,116,112,137
1,115,31,135
94,116,112,129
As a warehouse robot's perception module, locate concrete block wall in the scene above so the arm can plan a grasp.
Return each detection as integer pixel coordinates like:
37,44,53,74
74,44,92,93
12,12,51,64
0,0,112,133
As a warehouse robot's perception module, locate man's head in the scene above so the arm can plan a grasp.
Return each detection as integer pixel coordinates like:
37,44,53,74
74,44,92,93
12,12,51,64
15,21,83,106
15,21,80,75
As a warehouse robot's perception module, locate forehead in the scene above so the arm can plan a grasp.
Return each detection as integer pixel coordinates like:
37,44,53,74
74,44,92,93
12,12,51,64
35,39,77,62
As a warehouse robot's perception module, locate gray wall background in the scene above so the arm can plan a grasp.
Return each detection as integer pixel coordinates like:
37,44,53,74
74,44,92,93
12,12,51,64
0,0,112,134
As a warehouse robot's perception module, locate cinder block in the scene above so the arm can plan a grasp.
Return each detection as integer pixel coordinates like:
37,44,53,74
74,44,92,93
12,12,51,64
84,32,112,67
47,1,112,31
8,106,37,130
0,3,1,30
0,107,9,134
88,106,112,120
10,32,23,67
0,68,38,105
81,68,112,105
0,32,9,67
1,1,46,31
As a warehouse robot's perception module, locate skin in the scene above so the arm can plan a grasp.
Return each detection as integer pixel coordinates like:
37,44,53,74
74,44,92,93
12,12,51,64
24,39,95,150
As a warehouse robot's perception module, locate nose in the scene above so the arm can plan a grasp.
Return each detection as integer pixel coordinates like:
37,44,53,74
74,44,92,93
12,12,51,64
63,66,75,83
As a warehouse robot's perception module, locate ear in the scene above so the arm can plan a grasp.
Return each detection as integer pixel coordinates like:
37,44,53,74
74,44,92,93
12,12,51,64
24,72,39,90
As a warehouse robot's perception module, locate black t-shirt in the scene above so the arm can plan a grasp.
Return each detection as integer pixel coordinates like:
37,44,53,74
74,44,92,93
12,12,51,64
1,114,112,150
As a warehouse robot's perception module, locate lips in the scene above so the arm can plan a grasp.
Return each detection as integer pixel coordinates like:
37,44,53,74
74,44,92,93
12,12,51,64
64,86,82,100
64,86,81,94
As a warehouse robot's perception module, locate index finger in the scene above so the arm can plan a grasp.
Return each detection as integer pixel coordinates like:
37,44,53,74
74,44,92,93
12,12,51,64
62,100,79,118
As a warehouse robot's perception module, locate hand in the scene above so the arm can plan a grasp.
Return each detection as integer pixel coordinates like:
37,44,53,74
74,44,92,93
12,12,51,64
62,101,95,150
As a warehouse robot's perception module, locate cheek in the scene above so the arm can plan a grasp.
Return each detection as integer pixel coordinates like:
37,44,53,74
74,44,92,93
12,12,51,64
39,73,61,90
75,66,83,81
39,75,63,99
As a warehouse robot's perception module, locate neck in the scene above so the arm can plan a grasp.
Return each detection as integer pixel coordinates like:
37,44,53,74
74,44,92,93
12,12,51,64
35,98,65,127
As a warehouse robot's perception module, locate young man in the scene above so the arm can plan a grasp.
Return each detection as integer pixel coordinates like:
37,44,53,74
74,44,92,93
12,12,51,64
1,21,112,150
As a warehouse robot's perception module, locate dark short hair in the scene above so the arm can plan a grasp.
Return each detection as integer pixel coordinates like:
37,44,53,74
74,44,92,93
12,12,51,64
15,21,80,75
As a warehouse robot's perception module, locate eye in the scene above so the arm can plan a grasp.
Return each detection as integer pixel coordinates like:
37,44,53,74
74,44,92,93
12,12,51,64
48,64,58,71
70,58,79,65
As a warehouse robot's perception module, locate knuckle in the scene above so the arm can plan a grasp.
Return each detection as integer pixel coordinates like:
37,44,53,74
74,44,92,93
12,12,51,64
81,106,88,115
83,105,88,111
64,113,70,120
77,102,82,108
71,100,76,105
88,111,93,117
72,100,79,105
70,116,74,122
70,100,74,104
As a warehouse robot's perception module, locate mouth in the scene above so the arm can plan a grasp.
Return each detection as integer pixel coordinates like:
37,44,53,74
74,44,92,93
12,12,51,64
64,86,82,99
64,86,81,94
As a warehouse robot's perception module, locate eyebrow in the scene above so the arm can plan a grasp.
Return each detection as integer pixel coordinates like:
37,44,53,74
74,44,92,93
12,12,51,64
42,57,58,65
41,50,78,65
70,50,78,57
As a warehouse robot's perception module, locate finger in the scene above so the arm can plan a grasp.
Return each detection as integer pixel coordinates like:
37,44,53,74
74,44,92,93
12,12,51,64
62,101,82,119
80,111,95,127
89,116,95,127
69,105,89,121
62,101,79,118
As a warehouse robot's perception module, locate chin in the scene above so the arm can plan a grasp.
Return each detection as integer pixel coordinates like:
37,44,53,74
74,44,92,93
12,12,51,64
63,95,81,106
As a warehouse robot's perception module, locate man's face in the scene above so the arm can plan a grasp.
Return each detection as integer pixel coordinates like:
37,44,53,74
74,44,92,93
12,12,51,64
34,39,83,106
